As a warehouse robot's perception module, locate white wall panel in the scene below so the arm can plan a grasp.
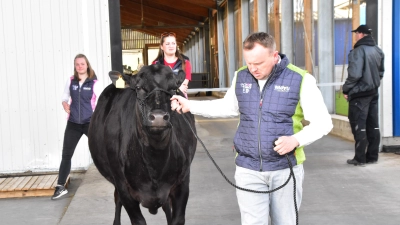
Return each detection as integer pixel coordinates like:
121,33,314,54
379,0,393,138
0,0,111,173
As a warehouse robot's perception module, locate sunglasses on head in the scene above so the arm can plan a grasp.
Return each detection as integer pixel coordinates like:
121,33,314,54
161,32,176,38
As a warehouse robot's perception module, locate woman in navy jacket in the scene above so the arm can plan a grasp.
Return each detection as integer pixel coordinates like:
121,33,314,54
52,54,102,200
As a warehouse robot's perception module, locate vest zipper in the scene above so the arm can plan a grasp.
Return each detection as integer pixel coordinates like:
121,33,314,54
78,78,88,124
257,65,277,172
79,84,82,123
258,98,263,171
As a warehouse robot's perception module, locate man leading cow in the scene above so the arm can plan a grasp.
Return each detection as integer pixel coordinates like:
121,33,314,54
171,32,332,225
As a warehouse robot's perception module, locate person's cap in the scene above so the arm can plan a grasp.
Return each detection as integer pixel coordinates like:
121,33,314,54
351,25,372,34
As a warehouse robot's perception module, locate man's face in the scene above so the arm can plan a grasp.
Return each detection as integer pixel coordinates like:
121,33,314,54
354,32,365,41
243,43,278,80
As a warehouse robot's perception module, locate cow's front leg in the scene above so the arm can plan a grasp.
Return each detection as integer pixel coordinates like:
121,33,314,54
113,179,147,225
162,200,172,225
108,159,146,224
170,178,190,225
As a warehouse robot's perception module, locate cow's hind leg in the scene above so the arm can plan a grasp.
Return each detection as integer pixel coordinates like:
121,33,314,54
162,199,172,225
170,178,190,225
113,188,123,225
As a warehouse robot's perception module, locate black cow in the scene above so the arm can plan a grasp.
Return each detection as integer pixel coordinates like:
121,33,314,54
88,64,197,225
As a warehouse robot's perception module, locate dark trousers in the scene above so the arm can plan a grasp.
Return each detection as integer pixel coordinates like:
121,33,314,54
57,121,89,185
348,94,380,163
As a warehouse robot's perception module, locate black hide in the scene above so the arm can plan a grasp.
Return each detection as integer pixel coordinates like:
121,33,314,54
88,64,197,225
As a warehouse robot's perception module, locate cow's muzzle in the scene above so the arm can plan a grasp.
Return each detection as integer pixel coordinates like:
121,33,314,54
147,109,171,128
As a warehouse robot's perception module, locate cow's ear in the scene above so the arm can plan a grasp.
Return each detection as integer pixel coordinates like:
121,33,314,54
109,71,131,88
121,74,132,88
176,69,186,86
128,74,138,88
129,65,148,88
109,71,120,85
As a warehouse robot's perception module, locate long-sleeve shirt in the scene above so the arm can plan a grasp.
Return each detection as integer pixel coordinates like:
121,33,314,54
188,72,333,147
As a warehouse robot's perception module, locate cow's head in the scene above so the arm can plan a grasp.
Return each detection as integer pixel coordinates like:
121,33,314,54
119,64,185,134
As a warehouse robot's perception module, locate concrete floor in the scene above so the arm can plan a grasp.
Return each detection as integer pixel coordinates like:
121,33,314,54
1,111,400,225
0,173,85,225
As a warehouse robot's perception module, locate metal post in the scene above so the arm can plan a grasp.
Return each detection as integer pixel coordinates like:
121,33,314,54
108,0,123,74
196,31,201,73
280,0,294,60
227,0,236,86
217,6,226,87
204,15,212,87
317,0,335,113
199,29,205,73
241,0,250,66
393,0,400,136
365,0,378,43
190,37,195,72
257,0,268,32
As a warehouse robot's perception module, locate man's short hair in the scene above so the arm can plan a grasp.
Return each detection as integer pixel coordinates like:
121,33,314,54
243,32,276,51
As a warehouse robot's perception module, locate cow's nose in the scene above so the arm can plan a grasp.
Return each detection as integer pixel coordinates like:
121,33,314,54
148,110,170,126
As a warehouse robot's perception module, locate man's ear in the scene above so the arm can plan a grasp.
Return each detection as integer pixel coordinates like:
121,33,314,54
273,51,279,61
176,69,186,86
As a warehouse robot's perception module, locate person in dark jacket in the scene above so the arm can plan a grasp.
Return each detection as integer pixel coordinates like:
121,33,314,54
152,32,192,97
170,32,332,225
343,24,385,166
52,54,102,200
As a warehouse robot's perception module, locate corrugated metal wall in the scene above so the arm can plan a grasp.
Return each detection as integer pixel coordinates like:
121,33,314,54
0,0,111,173
121,29,158,49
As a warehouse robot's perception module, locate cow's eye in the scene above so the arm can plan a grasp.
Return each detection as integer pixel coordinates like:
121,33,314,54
135,86,142,91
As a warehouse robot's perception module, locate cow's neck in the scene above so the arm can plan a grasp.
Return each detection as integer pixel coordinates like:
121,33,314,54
145,131,172,150
141,144,181,185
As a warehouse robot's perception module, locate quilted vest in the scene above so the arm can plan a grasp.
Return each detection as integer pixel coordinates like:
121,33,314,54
234,55,306,171
69,75,98,124
153,55,189,75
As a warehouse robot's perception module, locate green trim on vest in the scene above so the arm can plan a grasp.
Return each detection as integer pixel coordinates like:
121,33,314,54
287,63,307,164
237,65,248,72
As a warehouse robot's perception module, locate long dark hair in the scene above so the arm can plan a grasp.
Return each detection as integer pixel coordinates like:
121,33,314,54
74,54,96,81
155,33,186,70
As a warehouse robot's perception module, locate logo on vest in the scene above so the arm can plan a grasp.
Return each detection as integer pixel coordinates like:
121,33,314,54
241,83,252,93
83,87,92,91
274,85,290,92
72,85,79,91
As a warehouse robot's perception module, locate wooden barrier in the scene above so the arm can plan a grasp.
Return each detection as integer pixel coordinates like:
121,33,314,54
0,175,69,198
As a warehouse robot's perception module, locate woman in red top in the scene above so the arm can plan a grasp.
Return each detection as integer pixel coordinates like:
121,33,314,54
152,32,192,97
